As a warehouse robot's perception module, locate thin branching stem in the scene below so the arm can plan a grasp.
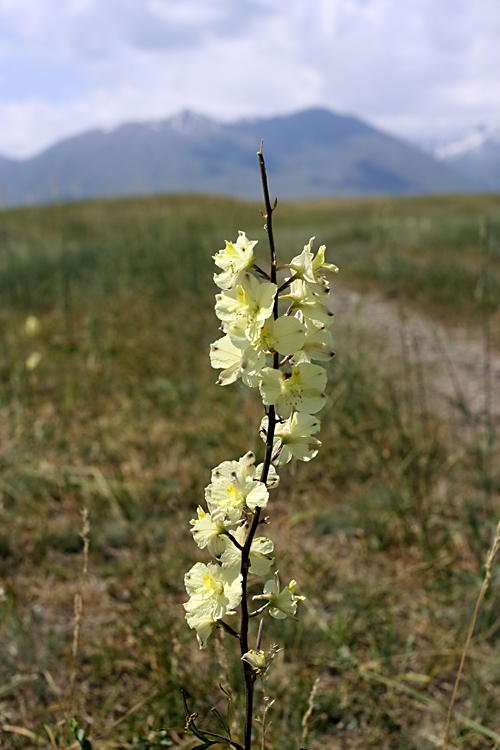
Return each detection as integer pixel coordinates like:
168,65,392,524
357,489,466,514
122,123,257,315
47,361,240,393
200,729,245,750
249,605,269,618
253,263,271,280
219,620,240,638
443,519,500,749
277,272,299,294
225,531,244,551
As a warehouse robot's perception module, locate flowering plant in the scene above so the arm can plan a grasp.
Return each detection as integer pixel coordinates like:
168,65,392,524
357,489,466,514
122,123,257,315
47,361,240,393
182,146,338,750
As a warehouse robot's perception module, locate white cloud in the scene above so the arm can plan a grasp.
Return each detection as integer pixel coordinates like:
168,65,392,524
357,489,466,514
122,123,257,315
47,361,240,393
0,0,499,157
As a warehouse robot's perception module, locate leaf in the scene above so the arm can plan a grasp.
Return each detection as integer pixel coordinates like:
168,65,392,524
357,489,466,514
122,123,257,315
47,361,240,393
181,690,191,719
185,719,207,742
211,707,230,736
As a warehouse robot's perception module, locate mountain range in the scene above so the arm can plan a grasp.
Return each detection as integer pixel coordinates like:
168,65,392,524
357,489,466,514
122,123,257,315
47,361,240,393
0,108,494,208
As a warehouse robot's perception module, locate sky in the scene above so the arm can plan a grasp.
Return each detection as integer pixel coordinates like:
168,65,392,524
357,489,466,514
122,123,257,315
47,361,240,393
0,0,499,159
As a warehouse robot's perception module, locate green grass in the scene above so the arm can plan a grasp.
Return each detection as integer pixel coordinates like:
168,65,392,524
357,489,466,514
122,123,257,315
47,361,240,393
0,192,499,749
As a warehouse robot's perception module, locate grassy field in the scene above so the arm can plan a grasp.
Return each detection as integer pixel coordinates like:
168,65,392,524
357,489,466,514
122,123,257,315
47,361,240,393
0,192,499,749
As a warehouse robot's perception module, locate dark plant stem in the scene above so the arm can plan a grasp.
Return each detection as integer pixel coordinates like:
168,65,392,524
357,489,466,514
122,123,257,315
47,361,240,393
239,142,279,750
219,620,240,638
277,272,299,293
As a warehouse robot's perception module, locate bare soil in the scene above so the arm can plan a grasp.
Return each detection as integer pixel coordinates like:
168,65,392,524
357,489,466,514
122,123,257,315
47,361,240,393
335,286,500,424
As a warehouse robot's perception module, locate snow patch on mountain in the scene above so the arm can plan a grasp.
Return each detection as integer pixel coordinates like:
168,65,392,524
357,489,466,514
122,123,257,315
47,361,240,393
433,124,500,160
168,110,221,136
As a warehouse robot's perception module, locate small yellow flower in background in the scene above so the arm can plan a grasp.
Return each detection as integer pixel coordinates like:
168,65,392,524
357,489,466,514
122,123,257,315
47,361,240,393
25,352,42,371
24,315,41,337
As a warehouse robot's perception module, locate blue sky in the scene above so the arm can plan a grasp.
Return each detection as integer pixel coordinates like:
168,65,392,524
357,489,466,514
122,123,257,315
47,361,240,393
0,0,499,158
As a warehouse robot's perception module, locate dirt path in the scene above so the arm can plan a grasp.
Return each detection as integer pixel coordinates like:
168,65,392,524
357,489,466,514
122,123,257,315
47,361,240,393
334,286,500,425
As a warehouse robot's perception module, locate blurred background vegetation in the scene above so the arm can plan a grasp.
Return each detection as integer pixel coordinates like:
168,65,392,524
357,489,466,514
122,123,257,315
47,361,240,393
0,192,499,749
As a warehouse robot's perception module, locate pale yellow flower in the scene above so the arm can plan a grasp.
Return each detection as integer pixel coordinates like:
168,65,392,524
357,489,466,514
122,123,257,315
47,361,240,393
253,573,305,619
252,315,305,356
213,231,258,289
259,363,327,419
205,471,269,522
211,452,279,489
190,507,232,557
285,238,338,298
209,335,265,387
215,273,276,347
241,649,266,672
291,319,334,364
280,279,334,328
261,413,322,465
184,562,242,647
220,525,274,576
